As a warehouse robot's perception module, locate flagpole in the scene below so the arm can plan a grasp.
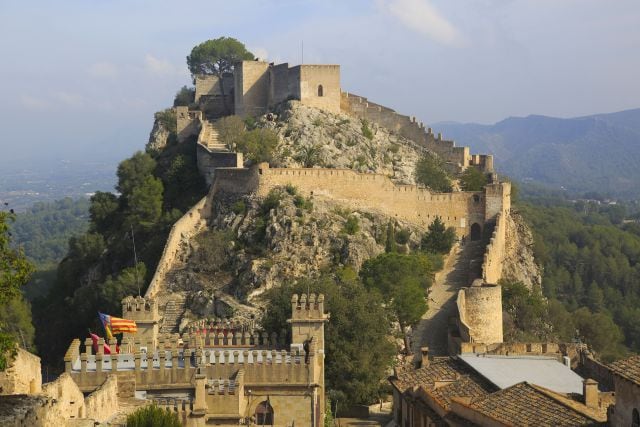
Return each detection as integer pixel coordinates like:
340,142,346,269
131,225,140,296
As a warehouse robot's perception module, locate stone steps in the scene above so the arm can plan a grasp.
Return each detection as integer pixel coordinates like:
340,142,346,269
160,294,187,334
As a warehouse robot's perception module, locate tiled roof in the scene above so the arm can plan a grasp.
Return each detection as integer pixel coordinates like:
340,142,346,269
460,382,606,426
608,354,640,386
391,357,496,409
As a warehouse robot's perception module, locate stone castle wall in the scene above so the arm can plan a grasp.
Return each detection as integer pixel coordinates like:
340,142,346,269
0,348,41,395
234,61,270,117
341,92,493,173
215,164,492,237
482,213,507,285
297,65,341,114
81,374,119,422
145,196,210,299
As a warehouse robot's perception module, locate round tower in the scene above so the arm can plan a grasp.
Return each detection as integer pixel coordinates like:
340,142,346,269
463,281,503,344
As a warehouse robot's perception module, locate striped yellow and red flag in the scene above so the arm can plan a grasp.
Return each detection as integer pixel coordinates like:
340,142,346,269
109,315,138,334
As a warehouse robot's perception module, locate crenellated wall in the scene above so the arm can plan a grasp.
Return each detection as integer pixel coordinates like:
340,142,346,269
213,164,495,238
341,92,493,174
481,213,507,285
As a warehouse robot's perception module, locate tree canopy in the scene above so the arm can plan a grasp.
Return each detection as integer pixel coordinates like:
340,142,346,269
261,268,395,407
360,252,434,331
0,211,34,370
186,37,255,77
421,216,456,254
459,167,488,191
415,155,452,192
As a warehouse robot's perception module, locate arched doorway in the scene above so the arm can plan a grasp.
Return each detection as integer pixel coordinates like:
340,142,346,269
255,400,274,426
317,85,324,97
633,408,640,427
470,223,482,241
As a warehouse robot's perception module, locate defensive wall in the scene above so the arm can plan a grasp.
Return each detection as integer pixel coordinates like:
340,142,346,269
145,196,210,300
481,212,507,285
214,163,509,239
0,348,120,426
340,92,494,174
0,348,41,395
194,73,235,118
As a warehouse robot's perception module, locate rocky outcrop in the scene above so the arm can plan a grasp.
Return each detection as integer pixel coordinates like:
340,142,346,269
147,116,172,151
166,187,424,322
501,210,542,290
267,101,430,185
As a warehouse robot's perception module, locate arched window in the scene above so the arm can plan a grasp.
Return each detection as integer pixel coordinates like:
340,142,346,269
473,194,480,203
633,408,640,427
470,223,482,241
255,400,274,425
317,85,324,97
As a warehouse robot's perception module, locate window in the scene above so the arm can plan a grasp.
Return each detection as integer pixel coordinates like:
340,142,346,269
633,408,640,427
317,85,324,97
255,400,274,425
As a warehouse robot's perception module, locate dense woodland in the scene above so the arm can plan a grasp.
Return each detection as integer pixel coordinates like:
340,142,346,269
502,192,640,361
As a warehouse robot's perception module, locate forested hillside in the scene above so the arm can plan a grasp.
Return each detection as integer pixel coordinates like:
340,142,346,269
515,199,640,361
435,108,640,198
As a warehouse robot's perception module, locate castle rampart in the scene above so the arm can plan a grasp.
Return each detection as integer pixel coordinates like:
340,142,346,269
0,348,41,395
481,213,507,285
341,92,493,174
145,196,210,299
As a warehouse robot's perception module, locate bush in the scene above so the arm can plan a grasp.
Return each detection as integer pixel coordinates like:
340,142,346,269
343,216,360,235
173,86,195,107
294,195,313,211
415,155,452,192
261,189,282,215
395,228,410,245
154,109,177,134
460,167,488,191
421,217,456,254
361,119,374,140
236,128,278,163
215,116,246,151
192,230,232,273
231,200,246,215
285,184,297,195
126,404,180,427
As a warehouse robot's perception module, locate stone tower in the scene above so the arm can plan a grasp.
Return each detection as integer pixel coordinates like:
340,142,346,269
121,296,160,347
288,293,329,425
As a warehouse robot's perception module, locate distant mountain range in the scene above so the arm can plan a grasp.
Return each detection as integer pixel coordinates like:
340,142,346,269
433,108,640,199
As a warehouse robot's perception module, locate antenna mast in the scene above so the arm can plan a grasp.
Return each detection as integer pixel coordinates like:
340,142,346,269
131,225,140,296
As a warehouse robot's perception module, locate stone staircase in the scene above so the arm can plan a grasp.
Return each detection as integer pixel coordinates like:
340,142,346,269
200,120,228,152
411,241,486,357
160,293,187,334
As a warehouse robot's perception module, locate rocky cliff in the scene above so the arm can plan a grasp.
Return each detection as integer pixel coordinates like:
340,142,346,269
501,210,542,290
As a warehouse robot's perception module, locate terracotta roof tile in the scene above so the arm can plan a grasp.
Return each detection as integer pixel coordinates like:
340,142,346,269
465,382,606,426
608,354,640,386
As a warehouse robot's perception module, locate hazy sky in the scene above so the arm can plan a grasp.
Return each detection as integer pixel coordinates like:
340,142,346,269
1,0,639,168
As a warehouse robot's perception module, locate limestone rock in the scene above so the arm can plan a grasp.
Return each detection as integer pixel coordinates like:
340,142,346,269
501,210,542,290
146,116,171,151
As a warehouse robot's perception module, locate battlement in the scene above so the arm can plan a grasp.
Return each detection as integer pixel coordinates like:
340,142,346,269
290,293,326,320
341,92,493,174
121,295,158,321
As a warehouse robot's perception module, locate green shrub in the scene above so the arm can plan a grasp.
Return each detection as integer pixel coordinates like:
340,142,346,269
285,184,298,195
261,189,282,215
126,404,180,427
415,155,452,192
361,119,374,140
173,86,195,107
236,128,278,163
216,116,246,150
294,195,313,211
312,117,323,127
192,230,233,273
388,144,400,154
337,118,350,126
154,109,177,134
395,228,411,245
343,216,360,235
231,200,246,215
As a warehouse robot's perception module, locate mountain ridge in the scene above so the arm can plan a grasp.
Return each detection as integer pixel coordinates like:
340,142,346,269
433,108,640,198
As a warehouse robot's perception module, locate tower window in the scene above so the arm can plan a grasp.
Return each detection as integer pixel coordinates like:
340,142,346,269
318,85,324,97
255,400,274,425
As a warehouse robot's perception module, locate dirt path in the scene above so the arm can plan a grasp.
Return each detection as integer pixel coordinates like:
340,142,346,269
411,242,484,357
